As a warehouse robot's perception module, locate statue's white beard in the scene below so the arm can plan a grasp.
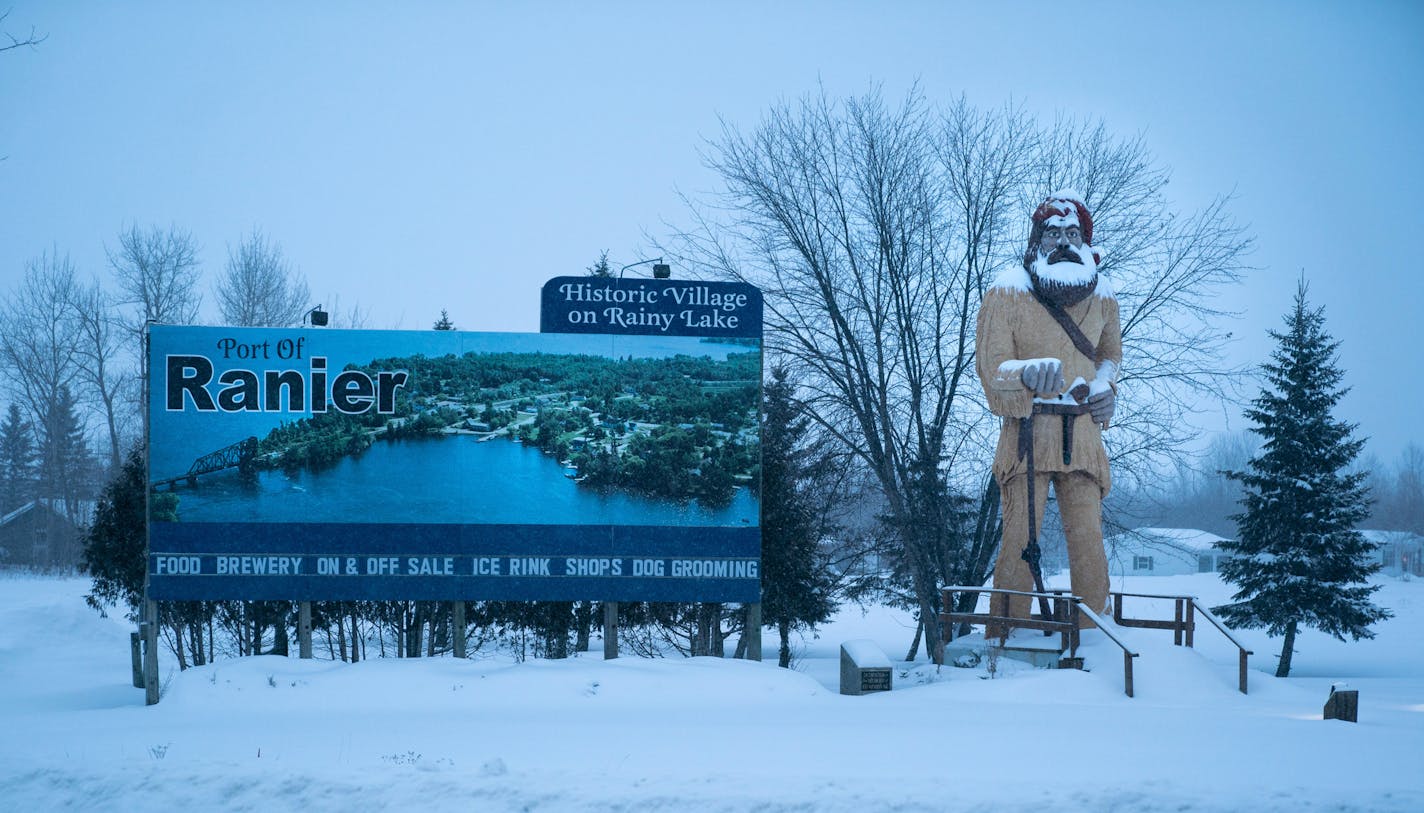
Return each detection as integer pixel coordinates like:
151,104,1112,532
1031,243,1098,285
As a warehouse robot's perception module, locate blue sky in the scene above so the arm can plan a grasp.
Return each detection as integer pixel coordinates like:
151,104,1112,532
2,1,1421,459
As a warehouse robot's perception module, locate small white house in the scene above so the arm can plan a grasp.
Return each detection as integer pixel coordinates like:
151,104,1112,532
1360,530,1424,577
1105,528,1232,577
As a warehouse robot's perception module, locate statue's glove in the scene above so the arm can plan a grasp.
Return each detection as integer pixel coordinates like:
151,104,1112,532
1020,359,1065,398
1087,388,1115,425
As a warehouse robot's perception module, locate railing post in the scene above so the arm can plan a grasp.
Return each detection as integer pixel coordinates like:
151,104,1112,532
1239,649,1249,694
1185,600,1195,648
1113,592,1124,625
1173,599,1184,646
1124,651,1134,698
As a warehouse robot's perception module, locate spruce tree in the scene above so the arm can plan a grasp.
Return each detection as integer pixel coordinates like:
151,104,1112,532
82,445,153,618
433,310,455,330
757,367,835,667
0,403,35,514
586,250,613,277
39,385,97,525
1214,281,1389,677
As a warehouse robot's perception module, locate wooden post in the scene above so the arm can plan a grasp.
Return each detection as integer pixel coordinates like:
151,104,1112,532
298,601,313,659
1113,592,1124,625
1323,688,1358,722
603,601,618,659
144,599,160,705
452,601,466,659
1173,599,1184,646
1124,651,1135,698
1184,600,1195,648
1239,649,1249,695
745,603,762,662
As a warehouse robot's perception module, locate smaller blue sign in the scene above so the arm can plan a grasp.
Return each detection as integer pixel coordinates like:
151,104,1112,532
540,277,762,338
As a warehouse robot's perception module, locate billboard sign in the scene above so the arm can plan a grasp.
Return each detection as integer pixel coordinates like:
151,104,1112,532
147,316,761,602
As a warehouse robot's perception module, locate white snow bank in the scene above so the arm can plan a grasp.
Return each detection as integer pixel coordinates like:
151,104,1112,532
2,572,1422,812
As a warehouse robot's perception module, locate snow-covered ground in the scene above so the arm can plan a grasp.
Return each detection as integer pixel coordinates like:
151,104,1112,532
2,571,1421,812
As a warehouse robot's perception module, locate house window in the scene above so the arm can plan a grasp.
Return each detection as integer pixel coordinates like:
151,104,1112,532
1133,555,1154,571
1198,554,1214,573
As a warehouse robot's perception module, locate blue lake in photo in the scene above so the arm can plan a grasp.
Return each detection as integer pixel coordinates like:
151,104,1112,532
168,434,759,527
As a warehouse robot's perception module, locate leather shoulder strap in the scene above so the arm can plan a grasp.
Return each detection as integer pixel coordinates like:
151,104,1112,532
1030,290,1098,363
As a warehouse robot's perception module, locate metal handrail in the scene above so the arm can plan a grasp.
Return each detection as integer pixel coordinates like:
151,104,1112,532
1110,590,1254,694
942,585,1067,600
1190,600,1252,653
1077,603,1139,698
1075,604,1138,656
941,586,1138,697
1112,589,1204,600
1191,599,1254,695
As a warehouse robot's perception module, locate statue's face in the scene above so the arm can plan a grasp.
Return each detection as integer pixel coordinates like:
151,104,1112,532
1042,222,1082,257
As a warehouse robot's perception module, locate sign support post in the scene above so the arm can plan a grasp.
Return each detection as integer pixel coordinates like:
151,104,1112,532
298,601,313,659
603,601,619,659
143,599,159,704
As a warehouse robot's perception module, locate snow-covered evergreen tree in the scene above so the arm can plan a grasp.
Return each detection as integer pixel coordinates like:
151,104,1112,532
0,402,36,513
1214,281,1389,677
757,367,836,667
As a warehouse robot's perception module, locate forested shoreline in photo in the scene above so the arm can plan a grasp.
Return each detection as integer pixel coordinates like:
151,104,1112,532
246,349,761,506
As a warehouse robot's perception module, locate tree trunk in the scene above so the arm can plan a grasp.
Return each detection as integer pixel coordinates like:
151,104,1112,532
189,617,205,666
1276,619,1298,677
407,603,424,658
171,621,189,670
350,610,361,662
575,602,593,653
904,616,924,662
778,618,792,668
916,579,943,664
710,603,725,657
273,605,290,657
336,615,347,662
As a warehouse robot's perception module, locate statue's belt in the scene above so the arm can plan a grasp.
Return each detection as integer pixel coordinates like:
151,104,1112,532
1018,402,1093,467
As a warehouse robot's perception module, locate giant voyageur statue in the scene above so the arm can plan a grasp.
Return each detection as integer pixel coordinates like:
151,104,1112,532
975,192,1120,627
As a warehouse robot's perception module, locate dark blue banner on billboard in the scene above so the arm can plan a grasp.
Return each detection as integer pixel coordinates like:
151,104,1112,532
540,276,762,338
147,323,761,602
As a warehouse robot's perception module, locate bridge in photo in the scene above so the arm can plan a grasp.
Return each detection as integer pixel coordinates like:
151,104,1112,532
151,436,259,491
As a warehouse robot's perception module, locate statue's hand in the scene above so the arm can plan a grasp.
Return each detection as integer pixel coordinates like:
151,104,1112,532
1021,359,1065,398
1087,388,1115,425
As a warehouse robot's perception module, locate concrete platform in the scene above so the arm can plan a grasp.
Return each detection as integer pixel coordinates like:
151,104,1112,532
944,630,1067,669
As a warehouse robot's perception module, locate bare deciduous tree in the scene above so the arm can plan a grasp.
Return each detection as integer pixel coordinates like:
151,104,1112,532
107,224,203,333
0,253,86,512
668,86,1252,661
214,229,311,327
70,280,131,471
319,294,372,329
1,253,82,431
0,9,45,54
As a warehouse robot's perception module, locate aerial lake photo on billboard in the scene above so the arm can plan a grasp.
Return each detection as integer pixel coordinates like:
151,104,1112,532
147,324,762,601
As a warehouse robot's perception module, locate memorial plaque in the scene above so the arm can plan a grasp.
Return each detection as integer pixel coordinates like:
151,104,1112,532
860,669,892,692
840,639,893,696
